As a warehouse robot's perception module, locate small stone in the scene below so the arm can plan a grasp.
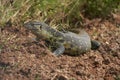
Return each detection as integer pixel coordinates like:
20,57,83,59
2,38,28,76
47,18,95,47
76,71,82,76
52,74,68,80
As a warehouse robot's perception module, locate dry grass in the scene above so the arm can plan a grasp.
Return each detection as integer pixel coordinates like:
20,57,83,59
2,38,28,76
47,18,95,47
0,0,119,27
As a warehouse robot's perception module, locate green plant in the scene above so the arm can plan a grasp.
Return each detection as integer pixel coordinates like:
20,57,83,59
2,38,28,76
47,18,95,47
63,0,85,27
0,0,29,26
84,0,120,18
115,75,120,80
0,0,119,27
0,0,65,26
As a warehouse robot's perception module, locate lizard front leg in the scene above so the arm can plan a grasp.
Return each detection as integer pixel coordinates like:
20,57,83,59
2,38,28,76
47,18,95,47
53,43,65,56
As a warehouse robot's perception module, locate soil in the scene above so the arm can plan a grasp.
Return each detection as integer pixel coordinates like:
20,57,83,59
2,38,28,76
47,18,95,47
0,18,120,80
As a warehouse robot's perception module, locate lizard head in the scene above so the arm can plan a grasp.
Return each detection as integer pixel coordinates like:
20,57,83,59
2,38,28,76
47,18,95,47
24,21,42,31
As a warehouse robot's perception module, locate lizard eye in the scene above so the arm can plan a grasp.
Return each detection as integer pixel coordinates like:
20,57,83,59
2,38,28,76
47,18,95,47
39,24,42,29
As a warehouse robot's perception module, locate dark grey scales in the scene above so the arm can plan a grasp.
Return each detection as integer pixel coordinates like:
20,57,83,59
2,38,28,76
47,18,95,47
24,21,100,56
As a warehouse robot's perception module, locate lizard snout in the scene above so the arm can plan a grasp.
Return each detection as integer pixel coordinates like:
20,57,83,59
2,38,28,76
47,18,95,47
24,22,36,30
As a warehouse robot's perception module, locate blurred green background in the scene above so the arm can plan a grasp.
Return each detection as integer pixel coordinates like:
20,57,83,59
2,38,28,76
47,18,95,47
0,0,119,27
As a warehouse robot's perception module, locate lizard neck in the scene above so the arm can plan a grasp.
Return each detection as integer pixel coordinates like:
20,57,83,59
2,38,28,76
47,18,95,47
41,22,64,37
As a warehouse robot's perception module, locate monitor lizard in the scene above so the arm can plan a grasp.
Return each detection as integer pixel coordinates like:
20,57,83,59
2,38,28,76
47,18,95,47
24,21,100,56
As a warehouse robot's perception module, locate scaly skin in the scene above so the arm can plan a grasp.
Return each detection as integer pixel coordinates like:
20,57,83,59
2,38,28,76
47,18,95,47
24,21,100,56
